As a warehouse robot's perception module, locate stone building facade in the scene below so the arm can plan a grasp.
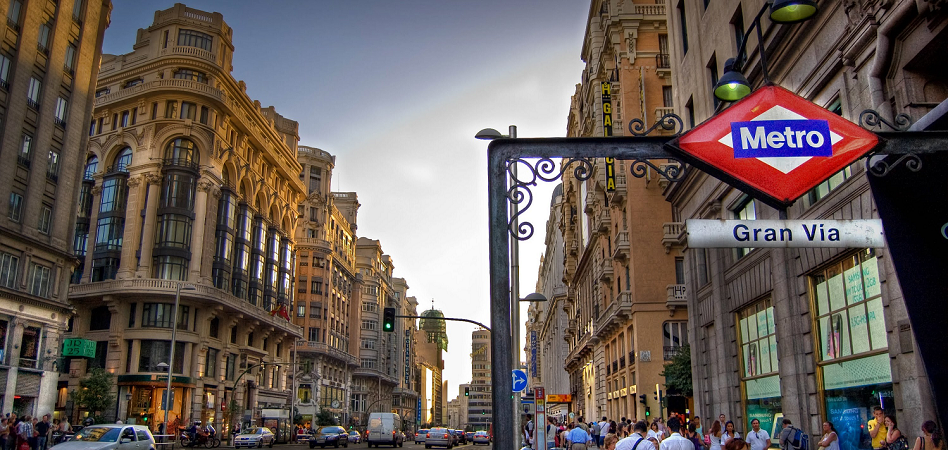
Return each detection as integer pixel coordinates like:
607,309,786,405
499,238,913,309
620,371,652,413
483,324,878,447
62,4,304,430
292,145,360,427
0,0,111,418
665,0,945,437
467,329,491,431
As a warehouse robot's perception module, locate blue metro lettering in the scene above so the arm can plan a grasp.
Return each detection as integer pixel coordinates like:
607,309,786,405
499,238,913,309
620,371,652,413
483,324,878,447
732,119,833,158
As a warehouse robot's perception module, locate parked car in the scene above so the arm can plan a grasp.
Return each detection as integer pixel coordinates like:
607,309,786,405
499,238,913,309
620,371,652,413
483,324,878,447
425,428,453,449
348,431,362,444
367,413,403,448
55,425,156,450
453,430,466,445
472,431,491,446
234,427,275,449
310,426,349,448
464,432,474,443
415,429,429,444
297,429,312,443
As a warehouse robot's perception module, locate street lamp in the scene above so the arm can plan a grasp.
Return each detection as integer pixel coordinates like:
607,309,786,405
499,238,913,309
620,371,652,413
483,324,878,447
161,282,196,435
713,0,818,102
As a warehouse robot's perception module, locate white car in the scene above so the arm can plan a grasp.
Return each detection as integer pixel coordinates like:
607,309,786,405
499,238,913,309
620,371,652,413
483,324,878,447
234,427,275,448
54,425,156,450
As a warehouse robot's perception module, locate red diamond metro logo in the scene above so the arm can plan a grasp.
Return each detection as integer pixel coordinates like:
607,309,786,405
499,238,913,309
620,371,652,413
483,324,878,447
673,85,880,207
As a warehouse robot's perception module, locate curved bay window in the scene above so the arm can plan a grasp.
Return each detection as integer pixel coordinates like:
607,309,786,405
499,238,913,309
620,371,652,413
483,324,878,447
91,149,132,282
231,204,251,300
248,216,266,306
212,190,236,290
278,237,291,304
153,139,198,280
72,156,98,283
264,228,280,311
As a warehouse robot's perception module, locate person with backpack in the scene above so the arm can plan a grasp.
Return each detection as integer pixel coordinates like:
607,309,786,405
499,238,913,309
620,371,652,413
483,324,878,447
779,420,794,450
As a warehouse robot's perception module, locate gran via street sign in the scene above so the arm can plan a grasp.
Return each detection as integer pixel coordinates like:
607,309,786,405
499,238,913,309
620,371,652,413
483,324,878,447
672,85,879,208
686,219,885,248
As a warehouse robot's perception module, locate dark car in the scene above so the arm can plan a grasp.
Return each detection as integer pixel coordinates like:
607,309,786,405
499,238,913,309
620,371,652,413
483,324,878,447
310,426,349,448
453,431,466,445
464,432,474,443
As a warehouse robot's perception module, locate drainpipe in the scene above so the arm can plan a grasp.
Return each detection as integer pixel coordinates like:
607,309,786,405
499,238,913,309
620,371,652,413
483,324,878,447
868,0,919,118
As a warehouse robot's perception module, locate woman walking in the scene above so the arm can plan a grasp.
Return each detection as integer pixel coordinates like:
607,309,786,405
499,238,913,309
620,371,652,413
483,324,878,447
723,422,741,447
818,422,839,450
708,421,723,450
912,421,944,450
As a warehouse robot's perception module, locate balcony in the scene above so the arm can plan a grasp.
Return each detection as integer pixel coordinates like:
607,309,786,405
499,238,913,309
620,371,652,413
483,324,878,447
608,174,627,204
664,345,685,361
662,222,684,253
594,209,611,233
634,3,667,15
296,237,332,252
666,284,687,314
296,340,358,367
612,231,630,261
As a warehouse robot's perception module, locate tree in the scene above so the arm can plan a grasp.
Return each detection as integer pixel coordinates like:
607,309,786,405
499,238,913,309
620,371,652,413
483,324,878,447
660,344,693,397
315,410,336,426
72,368,116,422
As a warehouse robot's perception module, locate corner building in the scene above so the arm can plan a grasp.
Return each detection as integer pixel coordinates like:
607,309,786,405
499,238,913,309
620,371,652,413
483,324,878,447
292,145,360,427
0,0,111,417
665,0,944,437
63,4,304,428
554,0,687,421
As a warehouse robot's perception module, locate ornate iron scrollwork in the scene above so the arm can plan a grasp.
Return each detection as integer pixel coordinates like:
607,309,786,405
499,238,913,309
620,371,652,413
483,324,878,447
506,157,594,241
628,113,685,136
865,153,922,177
859,109,913,131
628,157,688,182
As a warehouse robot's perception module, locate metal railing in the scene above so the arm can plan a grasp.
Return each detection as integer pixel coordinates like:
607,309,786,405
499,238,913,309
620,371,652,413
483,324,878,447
656,53,671,69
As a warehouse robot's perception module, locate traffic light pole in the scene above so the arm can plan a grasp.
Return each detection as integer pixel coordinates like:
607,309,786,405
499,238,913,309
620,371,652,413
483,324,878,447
391,315,492,332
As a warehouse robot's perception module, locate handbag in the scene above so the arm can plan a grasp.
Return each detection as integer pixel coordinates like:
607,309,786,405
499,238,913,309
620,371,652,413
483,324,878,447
888,436,910,450
19,441,30,450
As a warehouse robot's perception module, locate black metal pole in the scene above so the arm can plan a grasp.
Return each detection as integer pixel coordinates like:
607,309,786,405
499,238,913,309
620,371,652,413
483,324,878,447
488,143,514,450
395,315,491,332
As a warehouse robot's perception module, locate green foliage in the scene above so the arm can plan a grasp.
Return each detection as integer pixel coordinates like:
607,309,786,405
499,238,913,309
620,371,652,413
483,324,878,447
72,368,116,417
315,410,336,426
659,344,693,397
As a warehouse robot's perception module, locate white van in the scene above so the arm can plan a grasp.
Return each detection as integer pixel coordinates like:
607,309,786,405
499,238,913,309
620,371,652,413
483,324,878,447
367,412,404,448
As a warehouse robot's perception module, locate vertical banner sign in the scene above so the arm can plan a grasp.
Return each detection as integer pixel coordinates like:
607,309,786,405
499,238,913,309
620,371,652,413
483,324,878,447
601,82,613,136
404,329,411,387
535,387,547,450
530,331,538,378
605,158,616,192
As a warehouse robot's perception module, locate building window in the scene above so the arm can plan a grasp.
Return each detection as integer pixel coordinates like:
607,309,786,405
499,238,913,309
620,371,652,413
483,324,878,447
89,305,111,331
72,0,83,21
174,69,208,84
360,358,377,369
142,303,189,329
297,304,305,317
361,320,377,331
678,0,689,55
361,339,376,350
361,302,377,313
200,106,209,125
28,263,51,298
37,22,51,53
7,0,22,30
54,97,68,126
91,257,120,282
309,303,321,319
709,55,719,109
18,134,32,167
153,255,189,281
0,54,10,90
47,150,61,182
205,348,218,379
737,299,781,429
308,327,319,341
225,353,236,380
27,77,41,108
180,102,196,120
64,44,77,73
18,327,41,369
138,340,185,373
734,196,756,259
38,204,52,234
155,214,192,249
177,29,213,52
662,321,688,360
8,193,23,222
732,7,745,54
0,252,19,289
298,276,307,293
95,88,109,98
804,167,851,207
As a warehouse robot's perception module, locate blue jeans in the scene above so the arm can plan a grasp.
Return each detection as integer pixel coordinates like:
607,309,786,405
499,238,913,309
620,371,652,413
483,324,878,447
598,436,605,446
36,437,46,450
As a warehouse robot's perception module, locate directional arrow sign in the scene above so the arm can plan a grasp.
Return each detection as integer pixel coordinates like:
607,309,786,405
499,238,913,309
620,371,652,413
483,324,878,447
512,369,528,392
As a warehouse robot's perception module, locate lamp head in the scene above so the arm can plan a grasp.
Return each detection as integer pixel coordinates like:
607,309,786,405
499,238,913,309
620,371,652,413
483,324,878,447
474,128,505,140
714,59,752,102
521,293,548,302
770,0,818,23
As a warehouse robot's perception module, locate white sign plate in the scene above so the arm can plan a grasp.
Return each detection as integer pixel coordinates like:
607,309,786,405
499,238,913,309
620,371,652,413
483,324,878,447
686,219,885,248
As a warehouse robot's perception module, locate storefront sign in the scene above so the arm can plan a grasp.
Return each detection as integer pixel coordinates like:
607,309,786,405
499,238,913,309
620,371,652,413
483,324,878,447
823,353,892,390
62,338,96,358
605,158,616,192
686,219,884,248
546,394,572,403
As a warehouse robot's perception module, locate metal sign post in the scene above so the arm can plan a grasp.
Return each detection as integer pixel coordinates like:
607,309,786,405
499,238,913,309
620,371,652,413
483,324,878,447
534,388,546,450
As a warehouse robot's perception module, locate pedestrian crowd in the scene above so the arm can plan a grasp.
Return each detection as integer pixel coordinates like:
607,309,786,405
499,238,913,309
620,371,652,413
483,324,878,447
0,414,72,450
522,410,944,450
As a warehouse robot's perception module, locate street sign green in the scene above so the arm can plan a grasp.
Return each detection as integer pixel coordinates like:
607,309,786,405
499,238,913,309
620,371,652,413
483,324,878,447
62,338,96,358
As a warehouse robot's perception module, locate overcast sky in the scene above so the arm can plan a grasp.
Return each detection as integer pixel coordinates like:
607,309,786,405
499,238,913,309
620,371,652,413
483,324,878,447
103,0,588,400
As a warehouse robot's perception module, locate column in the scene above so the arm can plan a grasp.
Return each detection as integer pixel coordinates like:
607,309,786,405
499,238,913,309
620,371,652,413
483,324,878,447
188,179,213,283
117,175,145,279
2,319,24,413
137,173,162,278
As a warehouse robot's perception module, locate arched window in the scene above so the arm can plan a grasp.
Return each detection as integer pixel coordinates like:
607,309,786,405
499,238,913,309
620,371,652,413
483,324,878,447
91,150,131,281
84,155,98,181
112,147,132,173
164,138,199,167
73,156,99,284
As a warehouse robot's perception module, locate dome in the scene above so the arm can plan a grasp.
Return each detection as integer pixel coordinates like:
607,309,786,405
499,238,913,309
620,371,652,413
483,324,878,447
419,308,449,351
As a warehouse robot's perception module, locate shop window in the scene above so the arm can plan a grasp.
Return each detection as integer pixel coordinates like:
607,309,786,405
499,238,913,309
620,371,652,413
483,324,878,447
737,298,781,434
138,340,185,373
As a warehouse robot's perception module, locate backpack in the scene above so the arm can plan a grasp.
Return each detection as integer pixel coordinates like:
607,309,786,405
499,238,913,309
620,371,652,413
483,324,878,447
787,427,809,450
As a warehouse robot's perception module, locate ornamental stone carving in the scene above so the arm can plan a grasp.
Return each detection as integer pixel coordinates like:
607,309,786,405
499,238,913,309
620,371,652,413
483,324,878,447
126,176,143,188
144,173,162,184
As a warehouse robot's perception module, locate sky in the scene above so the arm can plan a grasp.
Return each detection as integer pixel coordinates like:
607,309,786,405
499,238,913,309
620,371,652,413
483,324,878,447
102,0,589,400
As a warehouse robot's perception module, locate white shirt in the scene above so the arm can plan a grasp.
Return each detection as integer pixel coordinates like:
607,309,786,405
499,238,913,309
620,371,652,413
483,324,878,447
648,430,663,443
601,422,612,436
660,433,694,450
748,429,771,450
617,433,647,450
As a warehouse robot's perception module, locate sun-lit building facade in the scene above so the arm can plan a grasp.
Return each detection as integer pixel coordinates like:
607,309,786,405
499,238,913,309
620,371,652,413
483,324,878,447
62,4,304,429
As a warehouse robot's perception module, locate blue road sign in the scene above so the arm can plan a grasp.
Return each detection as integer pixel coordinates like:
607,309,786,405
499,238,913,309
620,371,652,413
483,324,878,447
512,369,527,392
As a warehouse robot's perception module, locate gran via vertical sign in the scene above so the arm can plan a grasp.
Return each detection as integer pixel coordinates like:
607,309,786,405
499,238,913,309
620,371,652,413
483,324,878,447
601,82,613,136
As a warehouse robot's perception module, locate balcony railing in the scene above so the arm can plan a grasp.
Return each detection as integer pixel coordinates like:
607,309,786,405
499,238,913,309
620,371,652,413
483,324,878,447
666,284,687,311
656,54,670,69
664,345,684,361
612,231,630,261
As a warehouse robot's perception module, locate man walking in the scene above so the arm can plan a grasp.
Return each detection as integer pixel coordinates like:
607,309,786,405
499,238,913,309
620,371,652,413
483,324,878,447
35,416,49,450
659,418,692,450
747,419,770,450
599,418,612,447
591,422,602,447
567,423,593,450
616,422,648,450
778,419,794,450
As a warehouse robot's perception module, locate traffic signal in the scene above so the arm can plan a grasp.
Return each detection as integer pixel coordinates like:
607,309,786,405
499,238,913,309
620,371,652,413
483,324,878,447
383,307,396,332
639,394,647,405
645,407,650,417
464,387,470,397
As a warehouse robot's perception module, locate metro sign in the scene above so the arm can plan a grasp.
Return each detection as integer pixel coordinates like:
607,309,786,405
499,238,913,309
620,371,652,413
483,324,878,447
672,85,880,207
